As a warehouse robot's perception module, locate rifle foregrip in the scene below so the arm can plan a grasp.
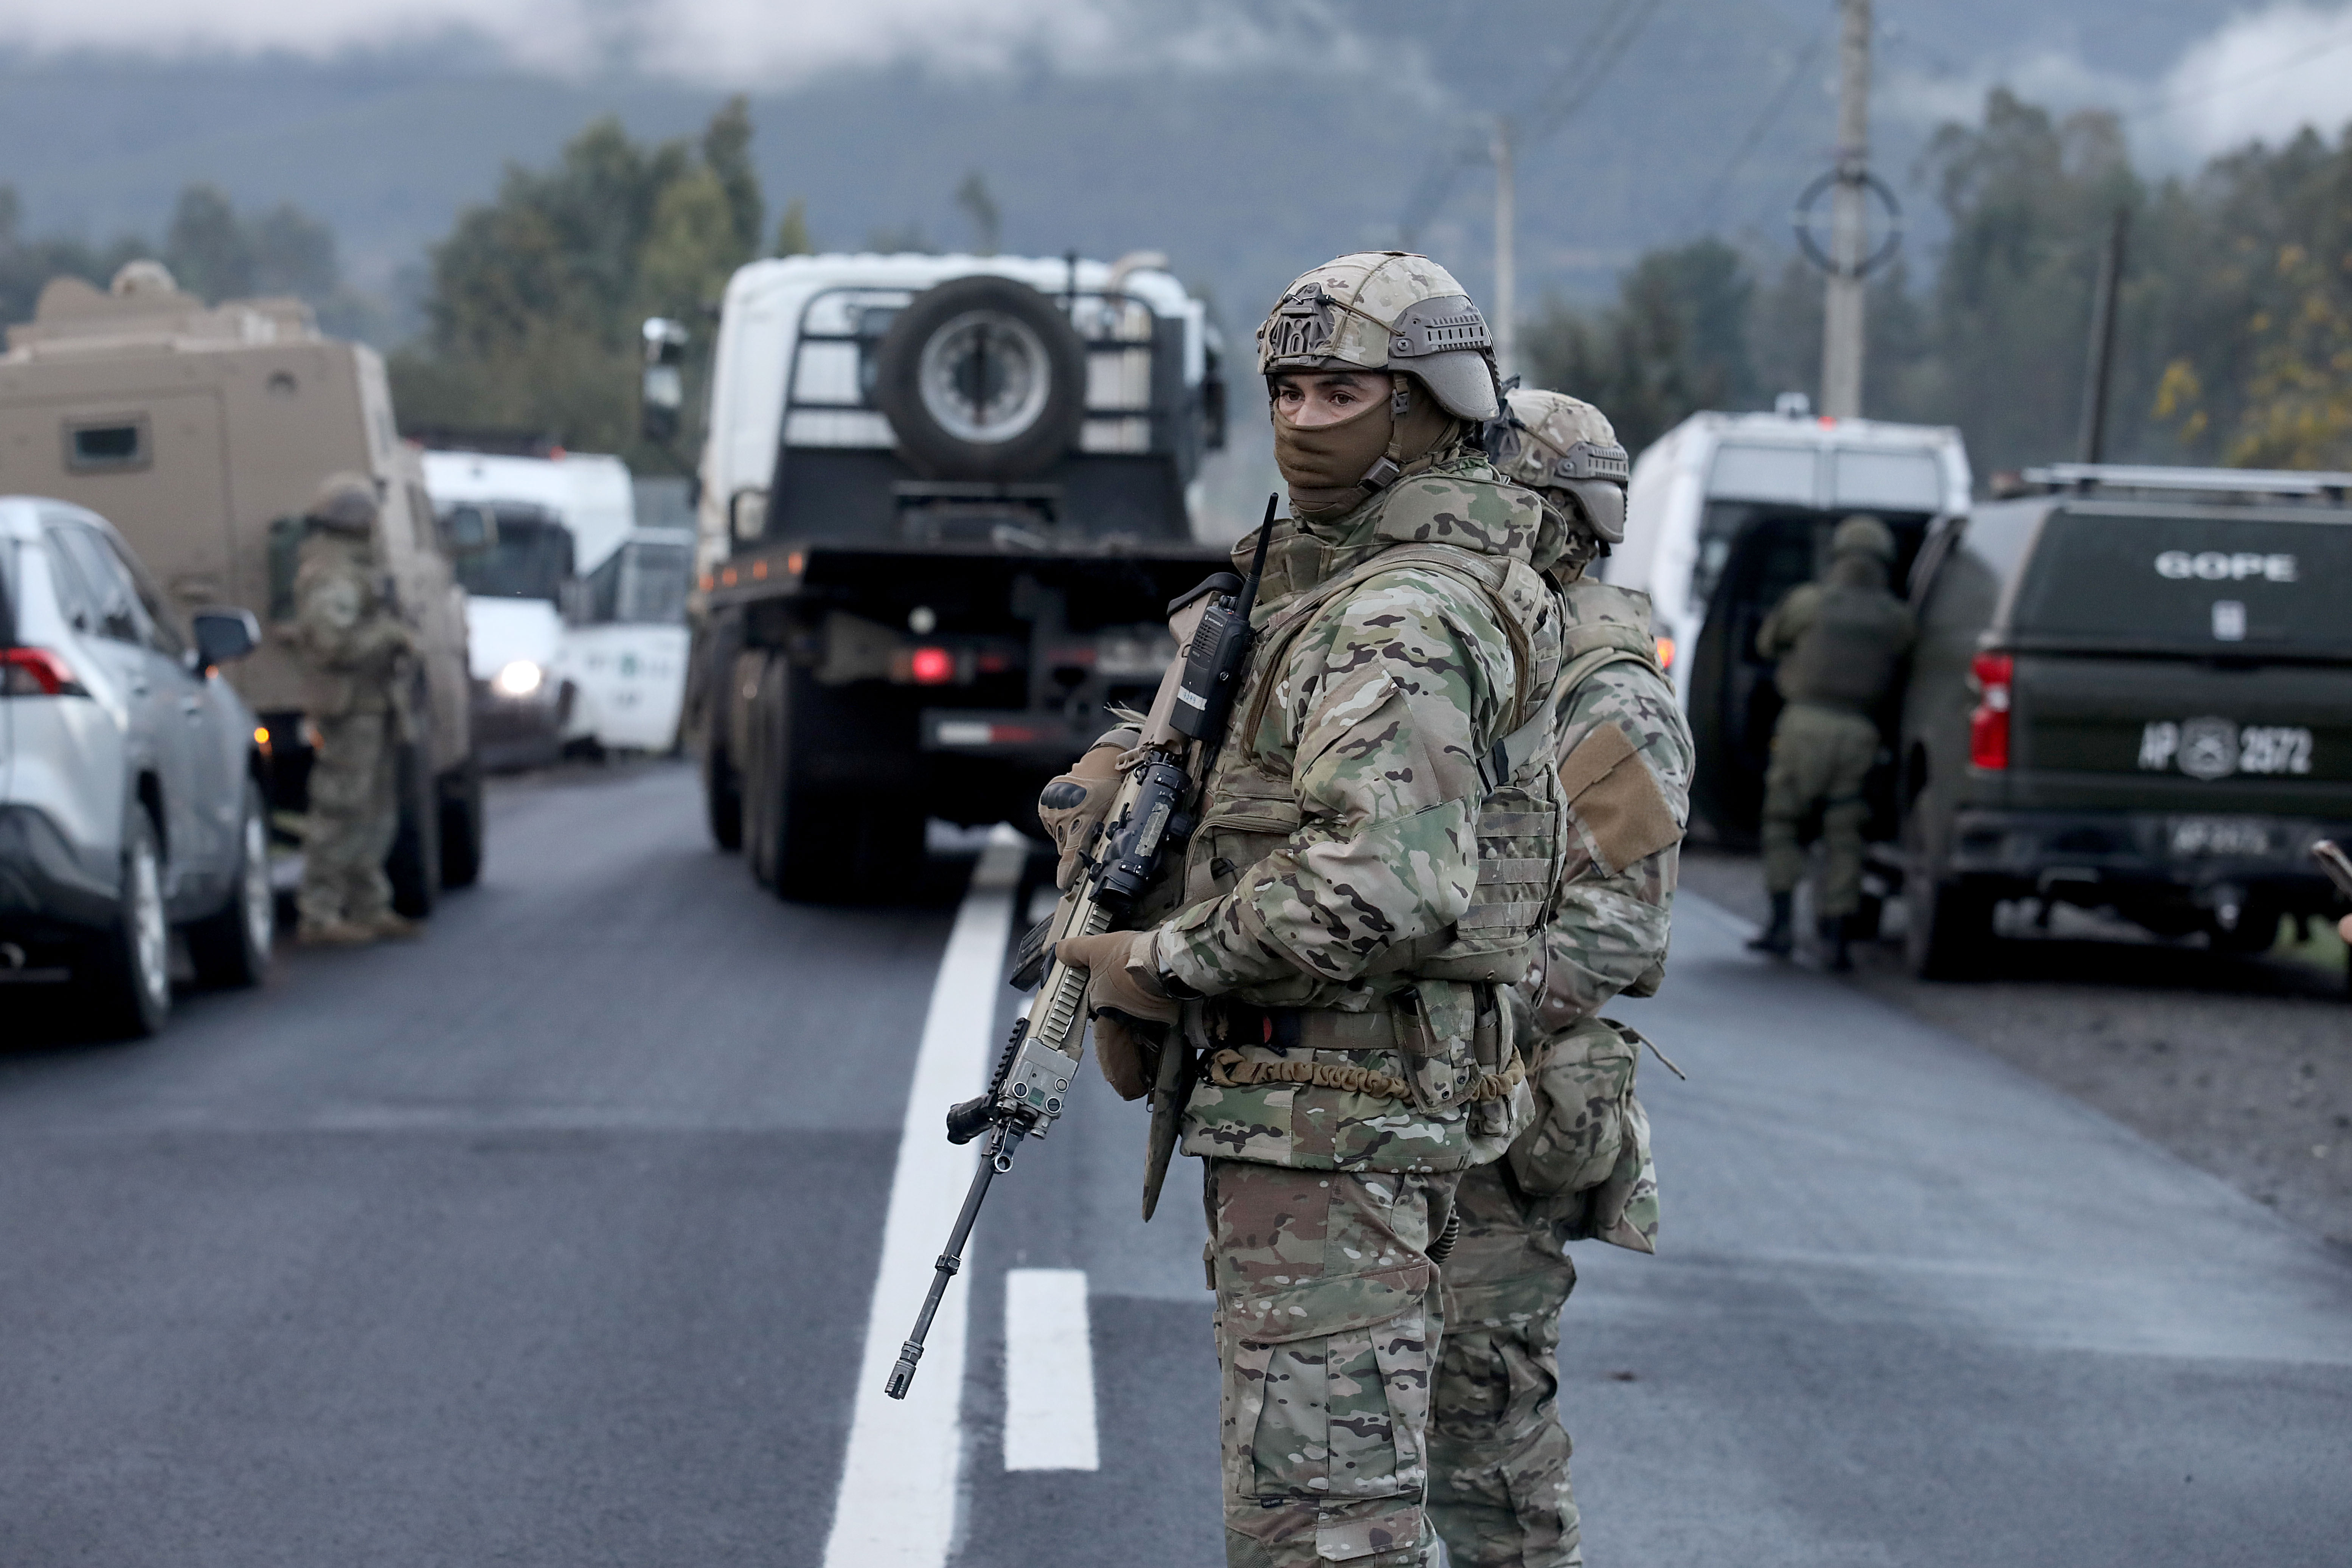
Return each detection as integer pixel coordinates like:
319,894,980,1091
944,1094,993,1144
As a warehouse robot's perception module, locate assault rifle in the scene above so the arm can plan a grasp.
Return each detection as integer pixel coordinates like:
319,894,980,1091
884,498,1276,1400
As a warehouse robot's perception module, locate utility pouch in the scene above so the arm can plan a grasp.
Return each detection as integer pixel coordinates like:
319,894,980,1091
1506,1014,1661,1254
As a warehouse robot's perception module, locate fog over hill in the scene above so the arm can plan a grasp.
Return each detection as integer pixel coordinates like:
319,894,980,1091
0,0,2335,345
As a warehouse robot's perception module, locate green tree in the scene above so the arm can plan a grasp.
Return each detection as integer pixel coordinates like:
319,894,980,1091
1916,90,2139,475
165,184,254,303
956,171,1001,256
392,103,765,461
1521,238,1758,452
773,197,814,257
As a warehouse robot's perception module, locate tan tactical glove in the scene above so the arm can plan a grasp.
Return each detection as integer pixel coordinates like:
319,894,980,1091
1036,727,1138,890
1057,928,1177,1101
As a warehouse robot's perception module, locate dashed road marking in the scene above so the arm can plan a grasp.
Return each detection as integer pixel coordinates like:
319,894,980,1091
823,829,1026,1568
1002,1268,1100,1472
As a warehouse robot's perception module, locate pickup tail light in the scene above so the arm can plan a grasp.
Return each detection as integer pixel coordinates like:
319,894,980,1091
0,646,85,697
905,646,955,685
1969,651,2013,770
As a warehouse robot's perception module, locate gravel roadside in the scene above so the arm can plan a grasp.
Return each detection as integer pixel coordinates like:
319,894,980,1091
1675,845,2352,1249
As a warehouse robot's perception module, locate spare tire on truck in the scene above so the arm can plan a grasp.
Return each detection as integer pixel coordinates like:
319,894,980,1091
873,275,1087,480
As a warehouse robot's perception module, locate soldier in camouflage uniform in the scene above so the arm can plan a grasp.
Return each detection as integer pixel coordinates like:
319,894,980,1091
1424,390,1692,1568
291,473,419,945
1052,253,1562,1567
1748,514,1914,969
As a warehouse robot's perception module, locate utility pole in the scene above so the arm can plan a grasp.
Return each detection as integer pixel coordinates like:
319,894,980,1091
1820,0,1871,419
1492,117,1517,386
2076,206,2130,464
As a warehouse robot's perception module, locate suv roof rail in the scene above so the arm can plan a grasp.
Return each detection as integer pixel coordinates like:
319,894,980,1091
2019,462,2352,502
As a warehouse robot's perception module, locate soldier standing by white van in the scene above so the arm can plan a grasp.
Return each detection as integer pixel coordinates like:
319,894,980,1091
291,474,419,945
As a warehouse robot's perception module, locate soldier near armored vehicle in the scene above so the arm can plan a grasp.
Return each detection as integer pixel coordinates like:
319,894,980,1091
1048,250,1562,1567
291,474,421,945
1748,514,1915,968
1425,389,1691,1568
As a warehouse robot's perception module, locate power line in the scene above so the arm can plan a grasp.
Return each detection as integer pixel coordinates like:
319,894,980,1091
1689,3,1834,230
2122,27,2352,122
1399,0,1671,245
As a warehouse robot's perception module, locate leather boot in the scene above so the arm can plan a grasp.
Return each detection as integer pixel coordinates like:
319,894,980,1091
1821,914,1854,972
1748,891,1795,956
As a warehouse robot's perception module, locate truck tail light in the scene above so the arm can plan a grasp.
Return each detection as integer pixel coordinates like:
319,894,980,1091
1969,651,2013,770
0,646,85,697
907,646,955,685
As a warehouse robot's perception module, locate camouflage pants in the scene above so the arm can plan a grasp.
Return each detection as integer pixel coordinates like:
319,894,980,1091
1428,1160,1582,1568
1207,1158,1459,1568
298,709,397,929
1760,702,1878,918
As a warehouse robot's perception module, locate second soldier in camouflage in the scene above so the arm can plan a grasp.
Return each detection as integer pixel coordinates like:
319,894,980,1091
1424,390,1692,1568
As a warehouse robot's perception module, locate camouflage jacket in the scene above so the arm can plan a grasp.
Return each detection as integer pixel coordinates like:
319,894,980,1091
1504,579,1691,1255
1160,450,1564,1174
292,529,411,718
1527,581,1692,1030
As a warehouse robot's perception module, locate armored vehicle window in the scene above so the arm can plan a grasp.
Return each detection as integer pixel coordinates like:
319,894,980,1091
450,506,573,602
407,485,438,554
267,517,303,622
2008,507,2352,657
64,417,150,474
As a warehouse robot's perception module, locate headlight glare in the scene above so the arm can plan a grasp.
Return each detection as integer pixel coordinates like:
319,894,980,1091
494,660,545,698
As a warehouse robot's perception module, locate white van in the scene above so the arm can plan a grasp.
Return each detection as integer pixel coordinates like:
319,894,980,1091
421,450,642,767
1604,409,1971,838
564,526,694,753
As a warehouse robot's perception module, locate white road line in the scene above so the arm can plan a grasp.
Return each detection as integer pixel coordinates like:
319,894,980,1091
1002,1268,1101,1472
822,828,1027,1568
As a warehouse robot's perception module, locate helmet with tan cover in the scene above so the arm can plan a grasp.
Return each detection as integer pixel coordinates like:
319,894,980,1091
1256,251,1500,421
1484,388,1632,545
306,471,380,534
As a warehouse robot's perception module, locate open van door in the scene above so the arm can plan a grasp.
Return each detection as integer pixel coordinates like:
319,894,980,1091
1609,411,1969,843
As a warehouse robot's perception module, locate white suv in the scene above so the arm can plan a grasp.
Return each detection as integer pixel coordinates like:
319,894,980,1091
0,498,274,1037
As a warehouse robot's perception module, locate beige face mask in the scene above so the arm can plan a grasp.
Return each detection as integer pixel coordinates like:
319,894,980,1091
1270,376,1456,517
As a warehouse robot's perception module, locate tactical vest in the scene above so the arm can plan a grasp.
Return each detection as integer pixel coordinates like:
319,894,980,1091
1777,582,1910,712
1175,538,1567,997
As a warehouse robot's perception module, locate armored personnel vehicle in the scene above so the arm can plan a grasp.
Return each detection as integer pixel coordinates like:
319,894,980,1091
663,251,1227,897
0,268,482,911
1898,463,2352,982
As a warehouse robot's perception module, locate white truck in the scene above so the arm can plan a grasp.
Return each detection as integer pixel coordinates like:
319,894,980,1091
1603,407,1972,840
421,449,678,765
664,250,1227,896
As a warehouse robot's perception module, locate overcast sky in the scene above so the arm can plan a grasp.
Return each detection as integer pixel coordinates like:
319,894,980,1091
0,0,2344,166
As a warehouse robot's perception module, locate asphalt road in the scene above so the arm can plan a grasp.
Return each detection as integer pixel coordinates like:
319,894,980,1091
4,761,2348,1566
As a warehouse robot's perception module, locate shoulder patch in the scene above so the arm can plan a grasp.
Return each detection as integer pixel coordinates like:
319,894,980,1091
1559,722,1683,876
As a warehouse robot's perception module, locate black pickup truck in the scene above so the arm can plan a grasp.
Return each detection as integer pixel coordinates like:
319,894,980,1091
1897,463,2352,984
658,255,1229,897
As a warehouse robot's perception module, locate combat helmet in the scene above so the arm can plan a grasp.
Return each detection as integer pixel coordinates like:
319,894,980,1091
306,472,381,534
1257,251,1500,422
1484,387,1632,547
1831,514,1895,562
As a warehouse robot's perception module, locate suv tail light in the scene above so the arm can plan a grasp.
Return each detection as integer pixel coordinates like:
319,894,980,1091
1,646,86,697
1969,651,2013,770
